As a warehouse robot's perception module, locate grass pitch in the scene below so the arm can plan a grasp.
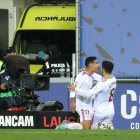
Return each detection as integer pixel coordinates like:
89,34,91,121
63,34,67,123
0,129,140,140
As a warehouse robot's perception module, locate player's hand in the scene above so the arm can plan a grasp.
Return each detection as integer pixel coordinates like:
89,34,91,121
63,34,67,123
0,83,7,90
70,101,76,113
68,83,77,91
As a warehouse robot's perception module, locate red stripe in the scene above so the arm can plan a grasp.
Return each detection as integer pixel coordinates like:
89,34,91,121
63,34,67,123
81,109,85,120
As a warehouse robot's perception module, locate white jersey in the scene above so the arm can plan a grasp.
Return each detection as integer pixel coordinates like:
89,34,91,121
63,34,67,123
70,72,102,110
75,76,117,114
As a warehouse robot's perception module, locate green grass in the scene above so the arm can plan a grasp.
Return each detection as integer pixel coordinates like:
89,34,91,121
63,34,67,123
0,129,140,140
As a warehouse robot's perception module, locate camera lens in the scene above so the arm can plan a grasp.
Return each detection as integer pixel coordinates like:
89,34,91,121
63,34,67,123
36,78,46,89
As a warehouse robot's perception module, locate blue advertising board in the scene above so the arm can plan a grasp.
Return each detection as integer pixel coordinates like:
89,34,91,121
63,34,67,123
80,0,140,76
113,83,140,129
36,83,70,111
36,83,140,129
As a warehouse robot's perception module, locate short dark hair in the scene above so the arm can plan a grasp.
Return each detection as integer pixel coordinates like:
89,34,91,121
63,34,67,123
102,60,114,74
6,47,16,54
85,56,97,67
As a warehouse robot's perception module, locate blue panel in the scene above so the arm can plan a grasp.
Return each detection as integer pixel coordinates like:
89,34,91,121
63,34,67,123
36,82,140,129
113,84,140,129
80,0,140,76
35,83,69,111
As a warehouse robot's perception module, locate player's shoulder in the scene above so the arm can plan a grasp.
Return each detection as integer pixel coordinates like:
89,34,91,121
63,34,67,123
92,73,102,81
108,75,117,87
92,73,100,78
75,71,87,80
102,75,116,83
112,75,117,82
76,71,85,78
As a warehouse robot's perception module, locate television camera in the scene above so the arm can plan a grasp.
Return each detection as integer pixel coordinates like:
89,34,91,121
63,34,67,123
4,55,50,111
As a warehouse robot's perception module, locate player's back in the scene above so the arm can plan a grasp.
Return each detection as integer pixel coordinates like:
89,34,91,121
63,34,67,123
93,76,117,114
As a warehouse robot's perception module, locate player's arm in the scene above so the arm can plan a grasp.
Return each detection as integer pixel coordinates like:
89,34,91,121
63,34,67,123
70,86,76,113
92,73,103,82
70,93,76,113
69,75,83,113
69,81,109,98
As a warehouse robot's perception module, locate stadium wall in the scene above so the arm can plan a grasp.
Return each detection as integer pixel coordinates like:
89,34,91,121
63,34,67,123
80,0,140,76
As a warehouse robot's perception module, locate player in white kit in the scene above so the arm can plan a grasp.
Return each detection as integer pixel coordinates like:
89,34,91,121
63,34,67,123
69,60,117,130
70,57,102,129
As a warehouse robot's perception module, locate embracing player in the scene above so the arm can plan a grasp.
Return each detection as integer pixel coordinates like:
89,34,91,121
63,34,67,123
69,60,117,129
70,56,102,129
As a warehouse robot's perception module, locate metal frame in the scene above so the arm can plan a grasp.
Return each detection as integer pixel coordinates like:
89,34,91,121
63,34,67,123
76,0,80,75
117,77,140,83
34,0,75,4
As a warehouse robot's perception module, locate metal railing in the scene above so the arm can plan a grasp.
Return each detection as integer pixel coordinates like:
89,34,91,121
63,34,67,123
117,77,140,83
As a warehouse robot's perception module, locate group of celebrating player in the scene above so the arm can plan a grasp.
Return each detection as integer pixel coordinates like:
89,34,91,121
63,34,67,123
68,57,117,130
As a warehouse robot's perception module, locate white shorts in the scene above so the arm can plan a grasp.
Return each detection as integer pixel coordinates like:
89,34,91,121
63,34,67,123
92,107,115,129
77,108,94,123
